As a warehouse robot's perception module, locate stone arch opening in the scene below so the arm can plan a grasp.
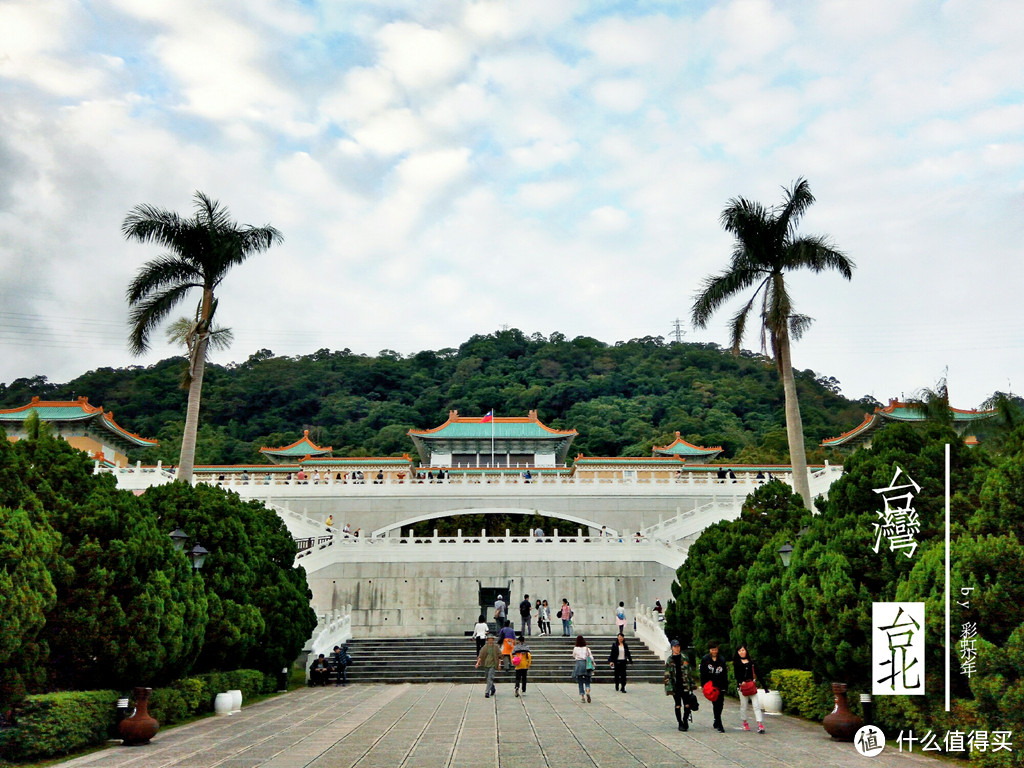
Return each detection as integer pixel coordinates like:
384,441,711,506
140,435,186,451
370,507,617,538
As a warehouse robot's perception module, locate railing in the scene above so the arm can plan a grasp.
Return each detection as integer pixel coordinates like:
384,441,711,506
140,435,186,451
291,529,691,572
634,599,671,660
295,535,337,558
307,606,352,659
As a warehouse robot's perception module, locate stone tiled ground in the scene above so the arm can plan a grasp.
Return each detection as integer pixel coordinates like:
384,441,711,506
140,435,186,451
54,683,937,768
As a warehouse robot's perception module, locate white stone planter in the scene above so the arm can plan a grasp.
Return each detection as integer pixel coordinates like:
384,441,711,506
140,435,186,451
214,692,233,716
228,689,242,713
759,689,783,715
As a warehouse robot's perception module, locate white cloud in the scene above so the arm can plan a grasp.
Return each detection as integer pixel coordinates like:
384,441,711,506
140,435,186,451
0,0,1022,413
591,78,647,113
376,22,471,91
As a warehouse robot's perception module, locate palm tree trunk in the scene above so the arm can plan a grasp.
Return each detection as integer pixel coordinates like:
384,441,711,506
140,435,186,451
176,291,212,483
777,331,813,510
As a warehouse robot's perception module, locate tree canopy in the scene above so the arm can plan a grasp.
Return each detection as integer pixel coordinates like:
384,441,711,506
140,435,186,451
0,330,876,467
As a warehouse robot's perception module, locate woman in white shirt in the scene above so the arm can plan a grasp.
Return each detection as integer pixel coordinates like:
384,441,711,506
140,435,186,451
473,615,490,654
571,635,595,702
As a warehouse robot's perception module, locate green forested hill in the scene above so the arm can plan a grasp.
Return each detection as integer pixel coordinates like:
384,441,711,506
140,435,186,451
0,329,876,465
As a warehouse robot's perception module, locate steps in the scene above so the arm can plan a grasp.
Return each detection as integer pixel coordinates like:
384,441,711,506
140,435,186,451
320,635,666,685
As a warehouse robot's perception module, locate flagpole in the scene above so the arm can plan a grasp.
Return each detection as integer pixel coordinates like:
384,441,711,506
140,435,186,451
491,411,495,468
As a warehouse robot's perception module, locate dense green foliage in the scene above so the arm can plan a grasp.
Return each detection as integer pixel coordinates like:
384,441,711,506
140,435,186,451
665,480,811,657
139,483,317,672
667,422,1024,762
0,331,873,466
0,427,314,716
0,690,118,761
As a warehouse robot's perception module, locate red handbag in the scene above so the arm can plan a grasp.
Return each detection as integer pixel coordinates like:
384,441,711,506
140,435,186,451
740,680,758,697
702,681,719,702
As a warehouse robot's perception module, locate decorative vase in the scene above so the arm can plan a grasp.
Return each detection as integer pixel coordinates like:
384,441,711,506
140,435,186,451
119,687,159,746
822,682,863,741
214,692,234,715
228,689,242,713
759,689,783,715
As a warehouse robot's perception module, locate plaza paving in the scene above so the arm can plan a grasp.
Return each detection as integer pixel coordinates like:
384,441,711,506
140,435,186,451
55,682,936,768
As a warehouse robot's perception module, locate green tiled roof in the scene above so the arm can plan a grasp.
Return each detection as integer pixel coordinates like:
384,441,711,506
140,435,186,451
259,430,332,457
305,458,413,466
652,433,723,458
822,399,994,447
410,420,575,440
0,398,157,447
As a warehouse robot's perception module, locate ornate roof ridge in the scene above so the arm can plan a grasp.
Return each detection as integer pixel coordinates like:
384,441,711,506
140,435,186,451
652,431,723,454
0,396,157,446
259,429,332,455
821,413,876,445
408,409,577,437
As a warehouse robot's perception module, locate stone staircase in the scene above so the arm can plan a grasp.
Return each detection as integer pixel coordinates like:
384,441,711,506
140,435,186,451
331,635,666,685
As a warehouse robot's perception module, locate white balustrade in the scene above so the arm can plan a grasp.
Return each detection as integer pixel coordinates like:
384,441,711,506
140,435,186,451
308,605,353,659
634,599,672,660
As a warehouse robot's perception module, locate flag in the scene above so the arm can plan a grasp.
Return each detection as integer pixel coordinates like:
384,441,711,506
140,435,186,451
481,410,494,423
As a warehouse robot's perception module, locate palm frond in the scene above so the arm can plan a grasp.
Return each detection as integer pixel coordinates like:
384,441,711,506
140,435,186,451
777,177,814,233
127,283,194,355
785,236,854,279
122,205,185,245
727,285,764,355
126,255,203,303
691,268,765,329
789,313,815,341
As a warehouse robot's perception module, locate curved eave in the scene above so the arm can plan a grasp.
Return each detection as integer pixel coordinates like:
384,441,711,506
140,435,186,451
652,432,723,457
0,400,157,448
821,413,877,447
259,430,332,457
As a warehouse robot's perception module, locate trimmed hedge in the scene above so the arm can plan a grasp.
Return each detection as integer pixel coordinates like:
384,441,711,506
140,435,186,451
1,669,279,762
0,690,118,762
767,669,855,721
148,670,275,726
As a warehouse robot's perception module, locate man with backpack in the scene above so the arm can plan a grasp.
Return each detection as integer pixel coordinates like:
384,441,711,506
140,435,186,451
331,644,352,686
519,594,533,636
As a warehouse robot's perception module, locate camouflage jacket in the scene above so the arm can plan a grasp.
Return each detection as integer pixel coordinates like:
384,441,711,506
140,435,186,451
663,654,695,695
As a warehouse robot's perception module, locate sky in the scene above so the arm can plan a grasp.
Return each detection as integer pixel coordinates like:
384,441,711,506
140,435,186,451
1,0,1022,412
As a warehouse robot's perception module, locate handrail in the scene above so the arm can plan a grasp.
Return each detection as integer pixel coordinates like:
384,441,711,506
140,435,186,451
634,598,671,660
307,605,353,659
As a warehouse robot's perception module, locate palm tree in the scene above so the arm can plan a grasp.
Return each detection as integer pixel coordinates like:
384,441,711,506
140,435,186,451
124,191,282,483
692,178,854,509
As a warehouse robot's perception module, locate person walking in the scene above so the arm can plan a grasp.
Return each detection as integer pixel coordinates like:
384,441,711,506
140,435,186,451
473,614,490,654
519,594,533,636
512,633,532,697
493,594,507,627
607,632,633,692
571,635,595,702
734,644,766,733
700,641,729,732
498,620,517,671
614,601,627,634
475,634,501,698
664,639,695,731
559,599,572,636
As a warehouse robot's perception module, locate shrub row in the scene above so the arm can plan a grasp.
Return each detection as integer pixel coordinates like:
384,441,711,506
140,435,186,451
1,670,276,763
148,670,276,726
0,690,118,762
767,669,862,722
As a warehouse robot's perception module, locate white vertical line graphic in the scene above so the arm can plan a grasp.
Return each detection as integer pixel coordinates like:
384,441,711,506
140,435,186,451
945,442,951,712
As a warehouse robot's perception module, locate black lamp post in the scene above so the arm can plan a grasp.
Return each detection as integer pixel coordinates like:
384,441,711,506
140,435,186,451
169,529,210,571
189,544,209,571
778,542,794,568
169,528,188,552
